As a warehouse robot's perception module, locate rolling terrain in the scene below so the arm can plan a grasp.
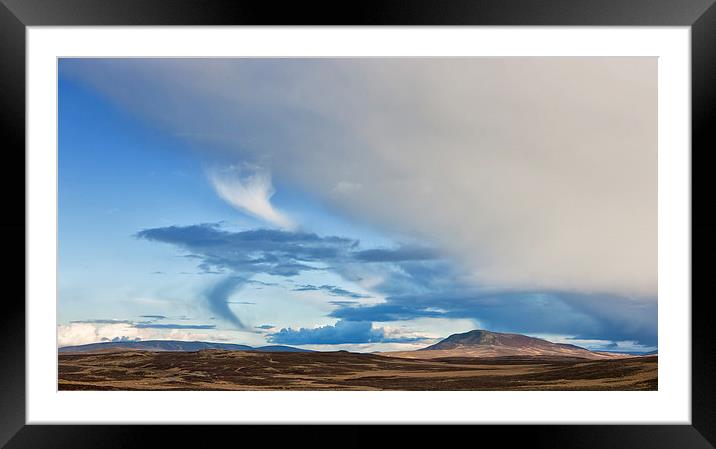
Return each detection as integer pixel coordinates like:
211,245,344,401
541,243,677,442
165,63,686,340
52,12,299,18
58,330,656,391
58,350,657,391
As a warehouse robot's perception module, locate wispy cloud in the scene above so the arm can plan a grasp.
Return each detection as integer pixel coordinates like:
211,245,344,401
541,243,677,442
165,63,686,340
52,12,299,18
69,318,216,330
204,276,247,330
247,280,279,287
208,165,294,229
292,284,371,299
133,323,216,329
328,300,359,307
71,319,134,324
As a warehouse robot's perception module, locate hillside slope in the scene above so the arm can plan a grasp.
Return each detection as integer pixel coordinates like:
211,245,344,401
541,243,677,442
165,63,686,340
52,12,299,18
383,330,629,360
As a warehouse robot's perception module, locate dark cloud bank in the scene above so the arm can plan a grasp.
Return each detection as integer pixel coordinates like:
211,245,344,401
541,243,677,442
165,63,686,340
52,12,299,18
136,223,657,346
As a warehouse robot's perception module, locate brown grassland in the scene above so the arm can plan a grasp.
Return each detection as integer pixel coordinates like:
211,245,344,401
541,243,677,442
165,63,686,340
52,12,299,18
58,350,657,391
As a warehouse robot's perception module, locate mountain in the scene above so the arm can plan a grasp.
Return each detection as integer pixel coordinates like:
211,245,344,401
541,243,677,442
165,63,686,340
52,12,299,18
383,330,629,360
58,340,313,354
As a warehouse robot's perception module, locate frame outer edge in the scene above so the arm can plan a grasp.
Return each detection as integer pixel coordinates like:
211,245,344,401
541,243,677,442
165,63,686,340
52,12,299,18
692,1,716,446
3,0,715,447
2,425,716,449
1,0,716,25
0,1,27,448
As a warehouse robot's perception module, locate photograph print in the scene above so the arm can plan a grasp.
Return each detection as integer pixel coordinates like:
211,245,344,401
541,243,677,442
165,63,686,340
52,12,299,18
57,58,657,391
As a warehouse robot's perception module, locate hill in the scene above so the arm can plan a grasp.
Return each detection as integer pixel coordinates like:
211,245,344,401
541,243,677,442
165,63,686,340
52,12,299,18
383,330,629,360
58,340,312,354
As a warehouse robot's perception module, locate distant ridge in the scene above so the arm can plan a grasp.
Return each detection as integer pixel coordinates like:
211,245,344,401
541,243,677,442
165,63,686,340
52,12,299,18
58,340,313,354
600,349,658,356
384,329,630,360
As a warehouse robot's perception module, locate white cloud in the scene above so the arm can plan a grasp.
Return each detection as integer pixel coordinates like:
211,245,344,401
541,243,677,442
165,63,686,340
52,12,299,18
58,322,145,347
208,165,294,229
56,322,262,347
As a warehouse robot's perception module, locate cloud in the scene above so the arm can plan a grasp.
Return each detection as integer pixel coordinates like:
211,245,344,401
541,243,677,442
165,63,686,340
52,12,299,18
255,324,275,330
204,276,247,330
208,165,294,229
330,302,443,322
135,224,388,330
330,290,657,346
292,284,371,299
246,280,279,287
102,336,142,342
63,58,656,297
267,320,428,345
135,224,441,289
327,300,359,307
135,223,461,329
354,246,438,263
59,322,134,347
80,57,662,345
56,321,241,347
66,318,217,331
134,222,657,345
133,323,216,329
71,319,134,324
333,181,363,195
136,224,356,277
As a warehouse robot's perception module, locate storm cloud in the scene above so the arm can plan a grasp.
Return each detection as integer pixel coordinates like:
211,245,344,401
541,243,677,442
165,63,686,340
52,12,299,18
65,58,656,298
330,290,657,346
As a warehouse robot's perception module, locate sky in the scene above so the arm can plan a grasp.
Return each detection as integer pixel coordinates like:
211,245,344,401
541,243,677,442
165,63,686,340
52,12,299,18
57,58,657,352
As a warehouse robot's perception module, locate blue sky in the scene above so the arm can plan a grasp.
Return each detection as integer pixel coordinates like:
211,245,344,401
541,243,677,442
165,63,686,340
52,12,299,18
57,58,658,352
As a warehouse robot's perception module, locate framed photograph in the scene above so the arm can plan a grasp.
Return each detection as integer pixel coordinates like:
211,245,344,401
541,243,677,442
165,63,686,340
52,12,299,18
3,0,714,447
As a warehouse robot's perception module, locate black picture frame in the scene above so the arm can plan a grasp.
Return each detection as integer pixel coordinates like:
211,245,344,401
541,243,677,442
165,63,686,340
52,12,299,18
2,0,714,447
